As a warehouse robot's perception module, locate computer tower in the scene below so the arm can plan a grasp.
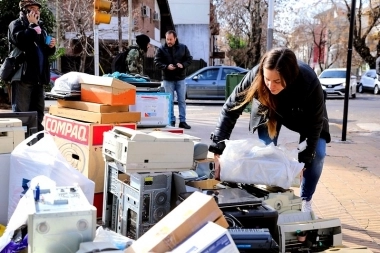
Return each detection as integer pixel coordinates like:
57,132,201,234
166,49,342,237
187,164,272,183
103,162,172,240
122,171,172,239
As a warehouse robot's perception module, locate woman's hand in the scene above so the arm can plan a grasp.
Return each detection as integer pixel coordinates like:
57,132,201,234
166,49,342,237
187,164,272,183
213,154,221,180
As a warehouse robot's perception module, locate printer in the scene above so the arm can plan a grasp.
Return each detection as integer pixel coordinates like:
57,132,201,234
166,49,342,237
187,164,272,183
0,118,24,154
103,127,195,172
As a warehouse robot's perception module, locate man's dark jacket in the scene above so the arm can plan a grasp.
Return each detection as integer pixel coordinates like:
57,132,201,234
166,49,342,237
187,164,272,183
154,39,193,81
8,12,55,85
210,61,331,168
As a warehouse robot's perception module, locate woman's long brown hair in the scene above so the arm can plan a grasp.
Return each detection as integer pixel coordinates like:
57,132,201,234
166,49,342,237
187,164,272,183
235,48,299,138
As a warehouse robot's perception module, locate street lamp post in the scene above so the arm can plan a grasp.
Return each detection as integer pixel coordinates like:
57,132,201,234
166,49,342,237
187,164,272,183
342,0,356,141
128,0,133,46
56,0,61,71
267,0,274,51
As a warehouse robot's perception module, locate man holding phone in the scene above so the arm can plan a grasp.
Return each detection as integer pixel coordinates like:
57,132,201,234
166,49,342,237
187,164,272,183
8,0,56,132
154,30,193,129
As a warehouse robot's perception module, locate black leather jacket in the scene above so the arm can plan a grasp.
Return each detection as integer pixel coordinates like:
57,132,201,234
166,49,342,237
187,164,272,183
8,12,55,85
154,39,193,81
210,61,330,167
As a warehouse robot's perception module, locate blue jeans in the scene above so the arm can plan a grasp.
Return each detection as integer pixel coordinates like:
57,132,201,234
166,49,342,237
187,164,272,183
258,125,326,201
163,80,186,122
12,81,45,132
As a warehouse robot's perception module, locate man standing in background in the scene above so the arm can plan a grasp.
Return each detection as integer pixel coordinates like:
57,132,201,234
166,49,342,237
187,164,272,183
9,0,56,132
154,30,193,129
126,34,150,75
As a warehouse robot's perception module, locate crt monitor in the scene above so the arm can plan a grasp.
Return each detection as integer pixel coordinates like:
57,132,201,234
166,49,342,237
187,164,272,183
0,111,38,139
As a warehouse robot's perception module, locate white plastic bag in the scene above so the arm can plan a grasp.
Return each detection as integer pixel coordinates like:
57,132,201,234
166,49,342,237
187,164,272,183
51,71,89,94
219,139,304,189
0,176,57,252
8,131,95,221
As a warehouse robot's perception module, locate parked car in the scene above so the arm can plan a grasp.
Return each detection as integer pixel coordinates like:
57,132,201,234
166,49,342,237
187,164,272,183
185,66,248,99
45,69,62,99
357,69,379,95
318,68,357,98
50,68,62,88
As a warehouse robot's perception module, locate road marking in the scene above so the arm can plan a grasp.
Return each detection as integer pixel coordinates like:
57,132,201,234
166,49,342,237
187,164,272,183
356,123,380,131
174,106,204,111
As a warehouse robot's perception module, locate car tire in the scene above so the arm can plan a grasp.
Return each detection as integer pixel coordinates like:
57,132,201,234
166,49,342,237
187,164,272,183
358,84,363,93
374,85,379,95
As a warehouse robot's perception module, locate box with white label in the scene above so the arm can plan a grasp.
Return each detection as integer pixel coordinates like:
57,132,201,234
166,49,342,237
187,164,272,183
129,92,172,127
43,114,136,193
171,221,239,253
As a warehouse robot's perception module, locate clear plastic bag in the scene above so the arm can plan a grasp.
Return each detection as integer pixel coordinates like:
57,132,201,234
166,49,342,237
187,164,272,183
93,227,134,250
219,139,304,189
8,131,95,221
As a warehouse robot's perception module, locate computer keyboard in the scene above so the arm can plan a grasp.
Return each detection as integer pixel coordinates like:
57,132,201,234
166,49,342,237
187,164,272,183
228,228,271,240
228,228,279,251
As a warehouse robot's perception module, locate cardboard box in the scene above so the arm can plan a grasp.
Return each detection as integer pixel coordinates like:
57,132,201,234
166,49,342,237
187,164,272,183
49,105,141,124
44,114,136,146
80,75,136,105
44,114,136,193
57,100,129,113
129,92,171,127
214,215,229,228
53,136,105,193
170,222,239,253
187,179,226,190
125,191,227,253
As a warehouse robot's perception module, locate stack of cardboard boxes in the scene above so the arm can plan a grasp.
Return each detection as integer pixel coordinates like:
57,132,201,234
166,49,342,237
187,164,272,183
44,75,141,217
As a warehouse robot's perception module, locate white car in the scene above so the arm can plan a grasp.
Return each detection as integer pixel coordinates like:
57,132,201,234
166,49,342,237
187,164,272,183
318,68,357,98
357,69,380,95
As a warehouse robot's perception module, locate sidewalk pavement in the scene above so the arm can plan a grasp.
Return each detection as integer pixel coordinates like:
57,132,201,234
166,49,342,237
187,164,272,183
1,106,380,251
292,123,380,252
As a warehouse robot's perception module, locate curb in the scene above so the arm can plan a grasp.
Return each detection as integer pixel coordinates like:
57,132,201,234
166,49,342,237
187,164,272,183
328,123,342,136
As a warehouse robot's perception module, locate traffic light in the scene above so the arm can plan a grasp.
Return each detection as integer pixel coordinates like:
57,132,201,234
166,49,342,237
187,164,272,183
94,0,112,25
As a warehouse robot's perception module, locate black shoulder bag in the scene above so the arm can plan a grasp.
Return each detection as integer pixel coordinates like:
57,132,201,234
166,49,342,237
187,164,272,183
0,29,25,83
0,50,25,82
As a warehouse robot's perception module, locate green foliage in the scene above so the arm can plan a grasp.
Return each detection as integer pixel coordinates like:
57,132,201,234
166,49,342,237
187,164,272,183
49,47,65,63
227,34,247,49
225,33,250,68
0,0,55,62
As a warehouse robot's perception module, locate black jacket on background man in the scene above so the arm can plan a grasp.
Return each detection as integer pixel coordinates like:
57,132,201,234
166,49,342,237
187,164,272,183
8,12,55,85
154,39,193,81
211,61,331,167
